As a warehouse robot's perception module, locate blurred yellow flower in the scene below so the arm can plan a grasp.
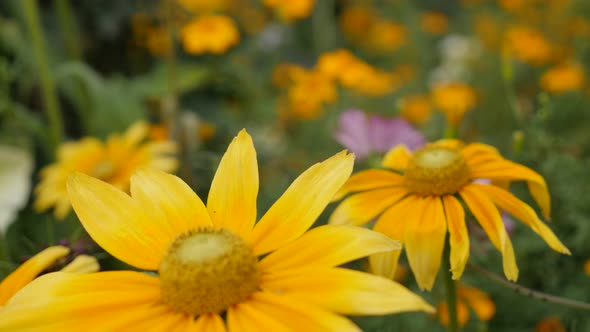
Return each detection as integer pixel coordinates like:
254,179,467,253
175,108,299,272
366,20,407,53
474,13,503,50
339,6,377,42
399,95,432,125
181,14,239,55
421,12,449,35
35,122,177,219
437,284,495,327
505,26,554,65
263,0,315,22
431,82,477,127
584,259,590,276
330,139,570,290
177,0,232,13
540,62,585,94
286,69,338,119
0,246,98,306
0,131,434,330
535,317,566,332
272,63,308,88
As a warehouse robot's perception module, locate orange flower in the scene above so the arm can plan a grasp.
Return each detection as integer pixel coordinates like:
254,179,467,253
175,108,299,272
535,317,566,332
540,62,585,94
584,259,590,276
339,6,377,41
437,285,495,327
431,82,477,126
421,12,448,35
366,20,407,53
181,14,239,55
399,95,432,125
286,70,337,119
504,26,554,65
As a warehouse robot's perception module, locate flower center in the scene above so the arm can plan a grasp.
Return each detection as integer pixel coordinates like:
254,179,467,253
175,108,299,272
404,146,469,195
158,227,259,316
89,160,117,181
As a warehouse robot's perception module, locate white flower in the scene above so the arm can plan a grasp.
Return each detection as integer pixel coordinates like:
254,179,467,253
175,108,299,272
0,145,33,233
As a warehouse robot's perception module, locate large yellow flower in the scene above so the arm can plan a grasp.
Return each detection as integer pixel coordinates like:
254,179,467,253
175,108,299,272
0,246,98,306
0,130,433,331
330,140,570,290
34,121,177,219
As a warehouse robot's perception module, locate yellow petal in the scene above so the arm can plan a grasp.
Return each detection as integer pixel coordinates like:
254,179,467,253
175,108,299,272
329,187,407,226
227,299,290,332
0,246,69,305
369,196,418,279
442,195,469,280
474,183,570,255
60,255,99,274
261,268,435,315
207,129,259,238
245,292,361,331
381,145,411,170
332,169,404,201
469,159,551,218
130,169,212,236
247,151,354,256
0,271,182,331
460,184,519,281
404,196,447,290
67,173,171,270
432,139,463,149
123,121,149,147
194,313,227,332
259,225,400,273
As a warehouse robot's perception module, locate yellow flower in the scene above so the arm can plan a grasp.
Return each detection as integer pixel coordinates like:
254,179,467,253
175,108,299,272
285,69,338,119
181,14,239,55
0,246,98,306
540,62,585,94
330,140,570,290
431,82,477,127
504,26,554,65
399,95,432,125
421,12,449,35
263,0,315,22
437,284,495,327
366,20,407,53
0,130,434,330
339,5,377,42
34,121,177,219
584,259,590,276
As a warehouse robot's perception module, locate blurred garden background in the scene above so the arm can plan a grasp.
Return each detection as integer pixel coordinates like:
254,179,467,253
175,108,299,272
1,0,590,331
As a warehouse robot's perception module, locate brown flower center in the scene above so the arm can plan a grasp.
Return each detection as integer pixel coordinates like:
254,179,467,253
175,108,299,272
158,227,259,316
404,146,469,195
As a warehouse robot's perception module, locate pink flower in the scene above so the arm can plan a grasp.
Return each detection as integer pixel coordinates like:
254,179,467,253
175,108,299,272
334,109,426,160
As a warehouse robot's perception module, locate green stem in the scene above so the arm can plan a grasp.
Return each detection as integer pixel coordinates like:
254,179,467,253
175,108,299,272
54,0,81,60
22,0,63,154
312,0,336,55
469,264,590,311
444,125,457,139
443,239,459,332
164,0,178,136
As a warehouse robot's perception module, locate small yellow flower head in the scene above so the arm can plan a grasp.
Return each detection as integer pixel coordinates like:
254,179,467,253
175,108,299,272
431,82,477,126
271,63,308,88
540,62,585,94
437,284,495,327
421,12,449,35
339,5,377,42
181,14,239,55
366,20,407,53
34,121,177,219
399,95,432,125
286,69,338,119
504,26,555,65
263,0,315,22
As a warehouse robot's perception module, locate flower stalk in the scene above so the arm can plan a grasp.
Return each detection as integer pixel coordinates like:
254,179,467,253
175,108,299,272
54,0,81,60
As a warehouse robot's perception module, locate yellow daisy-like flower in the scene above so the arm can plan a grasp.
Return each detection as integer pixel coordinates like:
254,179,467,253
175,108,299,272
431,82,477,127
0,246,98,306
330,140,570,290
34,121,177,220
263,0,315,23
437,284,495,327
0,130,434,330
540,62,585,94
181,14,239,55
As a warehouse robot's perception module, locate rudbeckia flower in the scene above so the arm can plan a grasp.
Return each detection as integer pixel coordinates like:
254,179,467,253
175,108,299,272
34,121,177,219
0,130,433,331
0,246,98,306
330,139,570,290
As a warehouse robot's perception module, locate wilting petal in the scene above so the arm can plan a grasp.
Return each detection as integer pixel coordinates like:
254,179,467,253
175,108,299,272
442,195,469,280
67,173,171,270
0,246,69,305
259,225,400,274
208,129,259,238
460,184,518,281
130,169,212,236
381,145,412,170
244,292,361,331
473,183,570,254
329,187,407,226
194,313,227,332
469,159,550,218
404,196,447,291
227,299,290,332
247,151,354,256
0,271,193,331
261,268,434,315
332,169,405,201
